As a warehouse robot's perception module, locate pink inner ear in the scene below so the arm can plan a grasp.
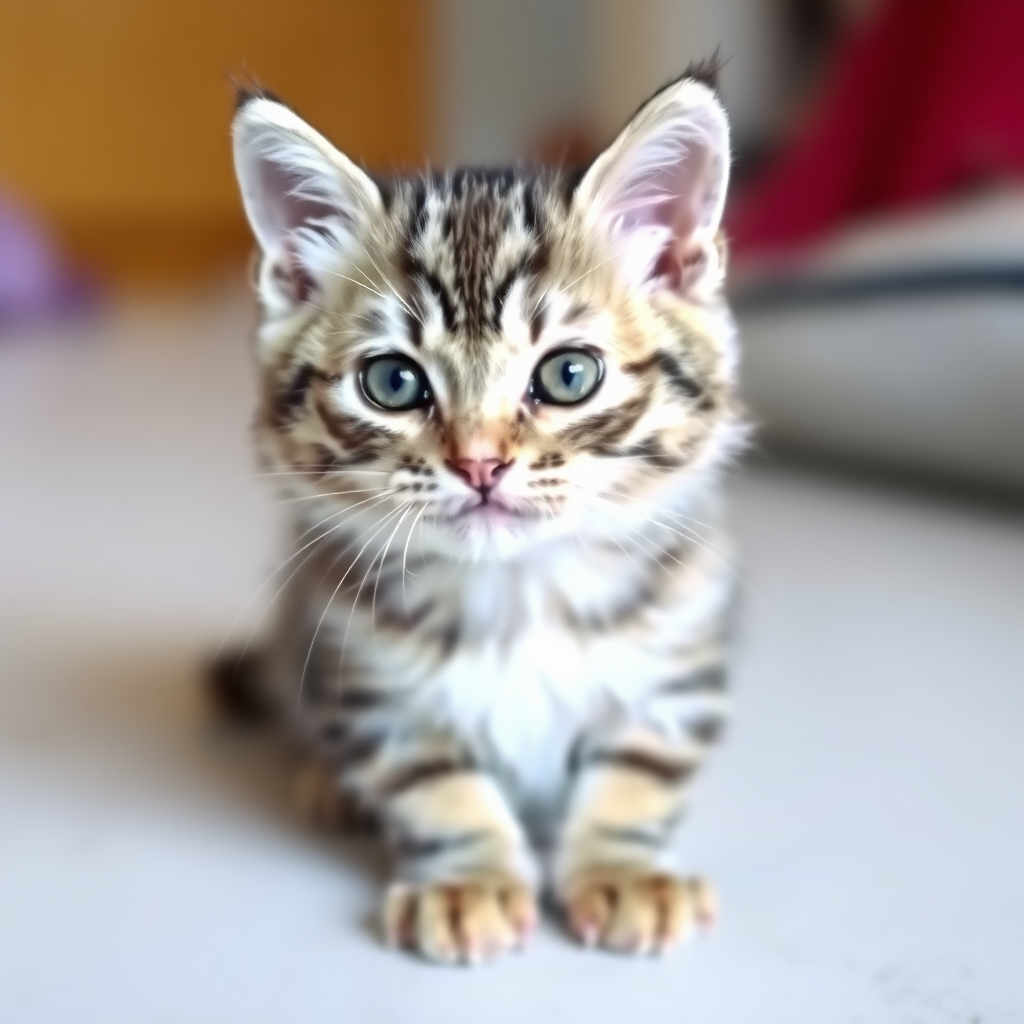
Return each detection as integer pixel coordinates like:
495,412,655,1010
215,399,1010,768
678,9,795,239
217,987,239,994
255,160,340,303
271,245,316,304
610,140,716,293
650,245,682,290
648,233,707,293
257,159,339,239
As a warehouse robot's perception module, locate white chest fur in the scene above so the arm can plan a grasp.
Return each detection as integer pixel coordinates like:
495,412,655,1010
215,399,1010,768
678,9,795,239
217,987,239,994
337,534,729,810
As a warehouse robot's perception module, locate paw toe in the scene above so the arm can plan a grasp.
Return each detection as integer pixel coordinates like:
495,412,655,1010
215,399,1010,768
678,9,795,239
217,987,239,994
382,878,535,965
563,871,716,955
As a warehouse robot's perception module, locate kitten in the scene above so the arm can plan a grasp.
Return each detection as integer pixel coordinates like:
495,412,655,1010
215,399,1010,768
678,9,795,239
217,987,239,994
223,61,744,964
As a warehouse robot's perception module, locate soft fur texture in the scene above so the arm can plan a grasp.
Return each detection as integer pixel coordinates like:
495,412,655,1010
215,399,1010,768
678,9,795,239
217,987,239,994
226,66,744,963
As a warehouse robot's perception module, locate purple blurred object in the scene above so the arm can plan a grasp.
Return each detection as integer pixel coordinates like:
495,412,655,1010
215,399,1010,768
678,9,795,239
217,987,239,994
0,192,96,329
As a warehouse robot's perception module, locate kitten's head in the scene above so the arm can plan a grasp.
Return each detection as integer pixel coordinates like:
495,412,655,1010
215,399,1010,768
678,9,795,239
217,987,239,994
233,68,744,561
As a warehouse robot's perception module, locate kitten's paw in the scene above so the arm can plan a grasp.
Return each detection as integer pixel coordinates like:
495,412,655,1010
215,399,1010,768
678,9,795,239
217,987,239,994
561,870,716,955
293,759,374,834
382,877,536,965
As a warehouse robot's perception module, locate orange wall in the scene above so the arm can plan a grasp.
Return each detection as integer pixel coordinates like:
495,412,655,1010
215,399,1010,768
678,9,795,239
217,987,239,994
0,0,432,285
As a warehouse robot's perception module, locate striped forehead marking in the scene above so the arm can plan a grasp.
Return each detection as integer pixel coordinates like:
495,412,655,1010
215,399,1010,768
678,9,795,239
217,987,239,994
394,170,559,343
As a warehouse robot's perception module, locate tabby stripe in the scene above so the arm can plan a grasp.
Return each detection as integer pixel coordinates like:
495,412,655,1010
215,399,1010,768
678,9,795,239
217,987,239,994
364,307,387,334
310,447,380,472
689,714,726,745
594,825,665,849
317,401,398,456
620,437,683,469
565,299,590,322
659,665,727,695
276,362,317,423
335,687,391,712
408,178,429,243
556,394,649,452
380,757,475,798
318,720,348,745
429,621,461,658
529,298,546,344
404,306,423,348
585,749,696,785
391,830,486,862
333,733,384,772
521,182,539,234
490,267,519,330
656,350,704,400
407,261,456,332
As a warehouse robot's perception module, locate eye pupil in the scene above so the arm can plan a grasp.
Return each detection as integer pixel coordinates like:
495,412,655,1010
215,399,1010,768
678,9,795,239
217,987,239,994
562,359,581,387
389,367,406,393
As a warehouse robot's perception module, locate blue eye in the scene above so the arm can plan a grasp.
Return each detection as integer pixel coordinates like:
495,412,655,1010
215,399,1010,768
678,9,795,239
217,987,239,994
361,356,432,411
532,349,603,405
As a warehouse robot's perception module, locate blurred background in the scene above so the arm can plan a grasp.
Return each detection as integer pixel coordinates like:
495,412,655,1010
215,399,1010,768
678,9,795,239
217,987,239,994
1,2,1022,1020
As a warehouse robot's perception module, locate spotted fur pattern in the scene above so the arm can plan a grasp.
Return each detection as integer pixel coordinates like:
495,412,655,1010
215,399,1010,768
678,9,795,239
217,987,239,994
226,65,745,963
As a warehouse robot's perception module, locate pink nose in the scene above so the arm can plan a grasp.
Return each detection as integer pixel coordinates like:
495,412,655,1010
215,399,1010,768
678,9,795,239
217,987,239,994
445,457,512,493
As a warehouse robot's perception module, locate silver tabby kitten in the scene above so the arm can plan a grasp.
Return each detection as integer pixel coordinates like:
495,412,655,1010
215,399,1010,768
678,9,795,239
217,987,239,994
225,61,744,964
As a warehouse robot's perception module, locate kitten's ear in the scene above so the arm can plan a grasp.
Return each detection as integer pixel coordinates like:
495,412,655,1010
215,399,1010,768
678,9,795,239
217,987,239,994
574,75,730,300
232,94,382,314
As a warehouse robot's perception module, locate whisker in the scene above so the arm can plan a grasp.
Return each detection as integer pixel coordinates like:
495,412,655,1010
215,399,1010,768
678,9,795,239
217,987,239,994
354,246,423,326
579,486,759,602
562,252,619,291
371,503,414,635
294,489,396,544
233,528,336,671
322,327,369,339
401,504,427,614
586,513,647,577
340,311,378,325
603,508,753,628
588,489,720,558
337,502,412,674
252,469,390,478
213,489,395,664
322,269,388,302
530,230,636,319
527,284,551,322
278,487,389,504
595,486,723,548
297,502,410,707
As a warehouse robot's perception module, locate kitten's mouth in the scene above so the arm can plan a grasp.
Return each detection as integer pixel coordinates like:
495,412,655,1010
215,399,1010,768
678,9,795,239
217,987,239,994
454,495,538,524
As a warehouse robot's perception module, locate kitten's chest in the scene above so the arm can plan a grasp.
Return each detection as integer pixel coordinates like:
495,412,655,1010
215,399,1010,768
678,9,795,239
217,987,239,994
386,550,688,799
322,537,725,807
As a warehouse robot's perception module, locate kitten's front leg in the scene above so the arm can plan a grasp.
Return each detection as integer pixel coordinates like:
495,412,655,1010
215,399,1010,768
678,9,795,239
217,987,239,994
362,738,537,965
554,717,721,955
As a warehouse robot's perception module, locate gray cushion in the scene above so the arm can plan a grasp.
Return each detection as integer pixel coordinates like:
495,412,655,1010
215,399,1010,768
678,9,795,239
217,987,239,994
732,192,1024,492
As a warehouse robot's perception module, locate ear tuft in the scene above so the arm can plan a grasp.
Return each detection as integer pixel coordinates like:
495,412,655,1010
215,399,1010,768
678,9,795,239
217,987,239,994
575,69,730,301
234,83,274,113
678,50,725,94
232,96,382,316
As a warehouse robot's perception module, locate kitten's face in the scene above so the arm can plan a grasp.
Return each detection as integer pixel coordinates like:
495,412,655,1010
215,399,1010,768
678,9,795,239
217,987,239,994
234,76,742,560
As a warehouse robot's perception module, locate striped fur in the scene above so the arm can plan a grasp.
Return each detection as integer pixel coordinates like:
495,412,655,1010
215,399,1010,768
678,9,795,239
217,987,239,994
228,66,745,963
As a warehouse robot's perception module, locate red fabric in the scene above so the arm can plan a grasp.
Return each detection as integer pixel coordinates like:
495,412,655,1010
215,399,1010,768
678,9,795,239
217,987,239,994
727,0,1024,257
